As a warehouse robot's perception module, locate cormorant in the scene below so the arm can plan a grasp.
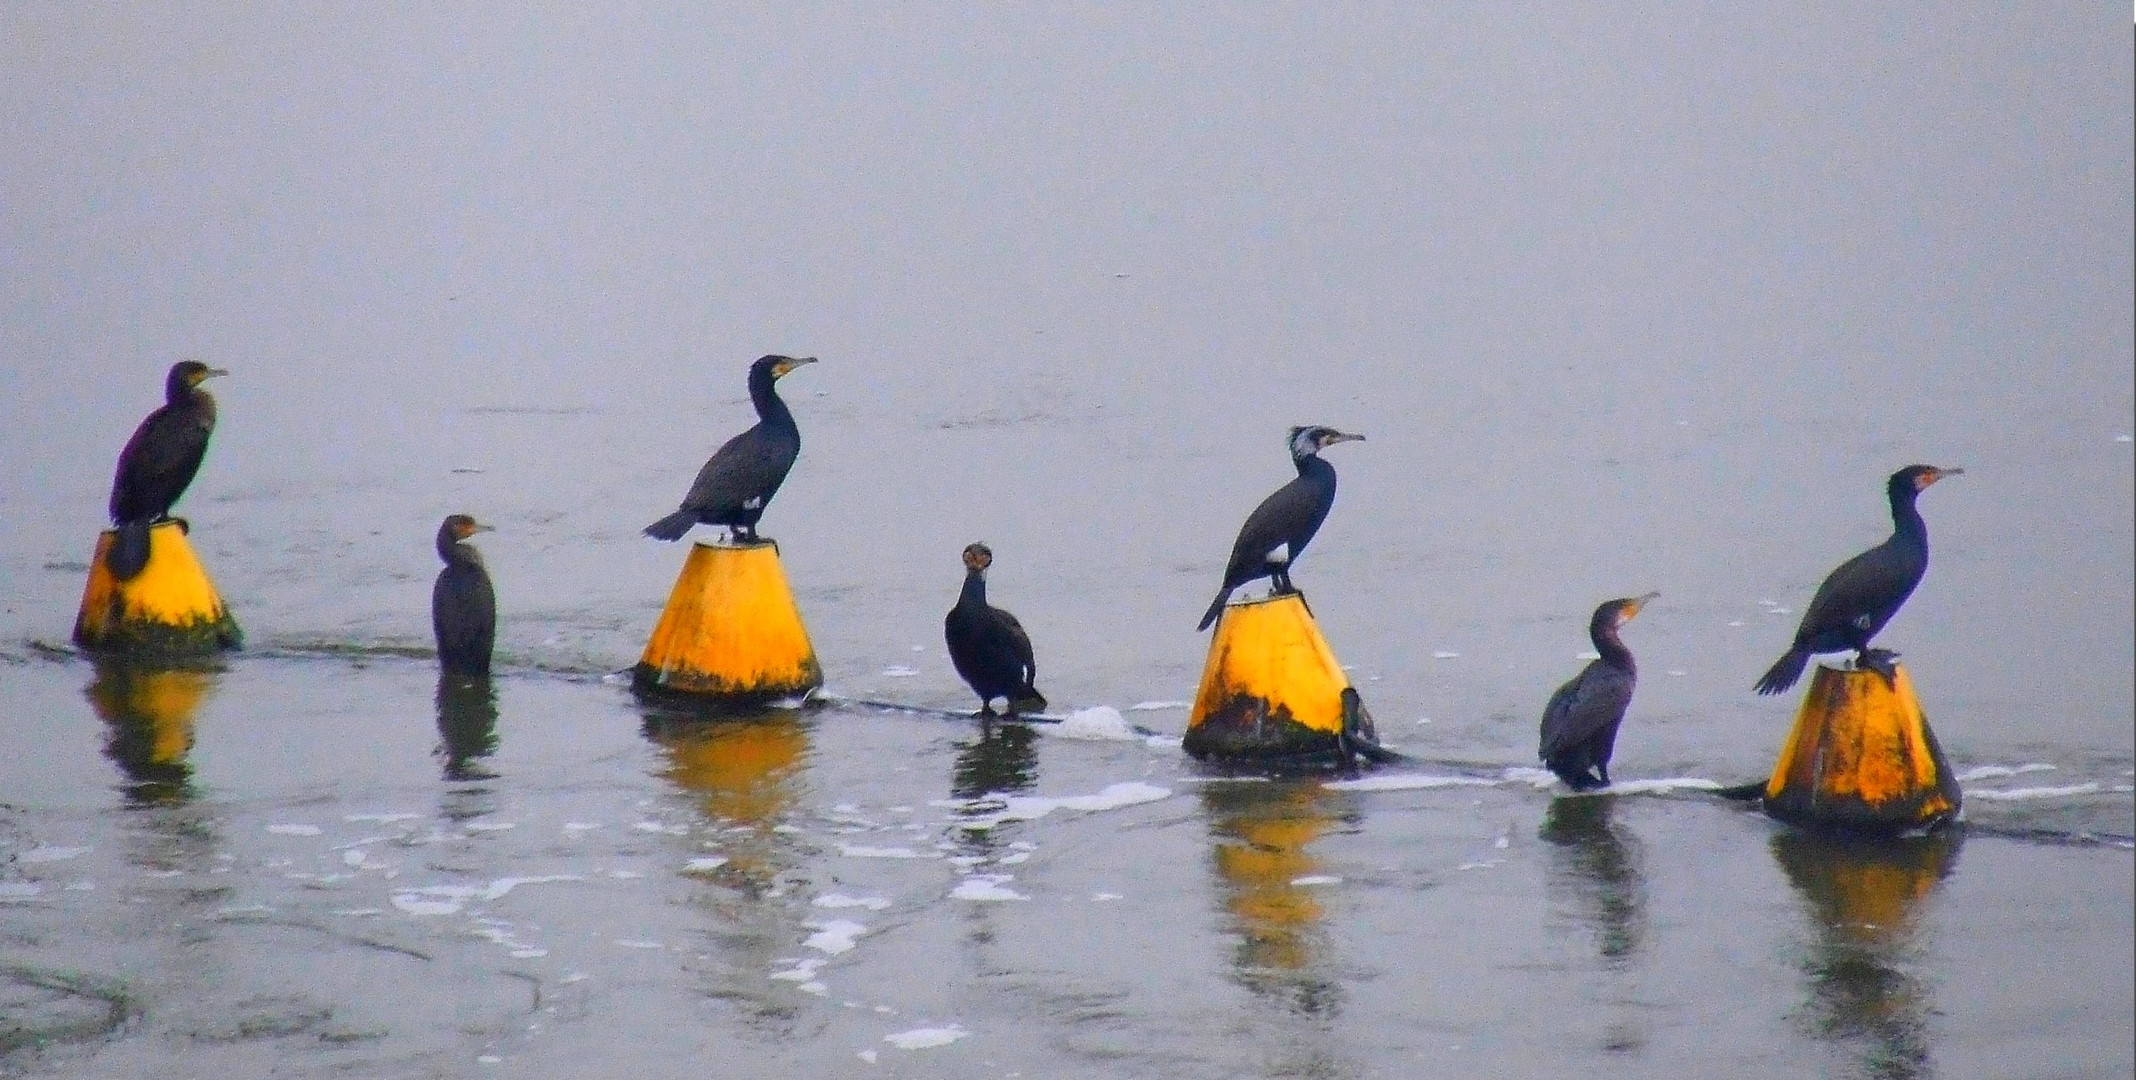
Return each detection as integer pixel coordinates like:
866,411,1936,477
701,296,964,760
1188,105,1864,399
106,361,227,580
1196,426,1364,631
944,542,1046,717
1539,593,1657,792
644,355,816,543
432,514,497,677
1754,465,1962,695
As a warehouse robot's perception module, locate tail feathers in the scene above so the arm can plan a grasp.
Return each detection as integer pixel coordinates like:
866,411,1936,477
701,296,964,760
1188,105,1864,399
1009,686,1047,715
1196,588,1233,632
643,509,697,541
108,521,152,581
1754,648,1810,696
1546,758,1608,792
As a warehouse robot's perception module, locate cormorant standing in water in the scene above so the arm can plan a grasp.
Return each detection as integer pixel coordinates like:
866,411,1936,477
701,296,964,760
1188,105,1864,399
1754,465,1962,695
1197,426,1364,631
106,361,227,580
1539,593,1657,792
644,355,816,543
432,515,497,677
944,543,1046,717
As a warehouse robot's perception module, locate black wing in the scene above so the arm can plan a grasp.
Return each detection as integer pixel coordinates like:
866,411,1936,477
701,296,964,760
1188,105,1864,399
679,423,799,517
110,406,212,522
1539,662,1634,760
1223,474,1326,585
993,606,1038,685
1792,540,1919,649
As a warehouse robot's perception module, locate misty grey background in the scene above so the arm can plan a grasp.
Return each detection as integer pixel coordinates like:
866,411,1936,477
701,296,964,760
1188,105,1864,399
2,7,2130,764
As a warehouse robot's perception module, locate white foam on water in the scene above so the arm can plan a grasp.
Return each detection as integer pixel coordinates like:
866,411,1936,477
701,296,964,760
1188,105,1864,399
464,821,516,832
684,856,729,873
345,812,420,824
1092,892,1122,901
838,845,931,859
944,781,1172,829
562,822,603,832
1967,782,2104,801
633,821,688,835
885,1025,969,1050
392,874,584,914
1432,650,1461,659
1956,763,2058,782
613,939,664,949
1504,767,1564,790
1144,735,1184,751
1604,777,1724,794
1458,860,1503,871
1054,706,1136,740
1575,650,1601,660
17,846,90,863
1325,774,1498,793
392,894,462,915
857,1049,879,1063
332,834,397,851
331,908,384,916
951,875,1027,901
267,824,323,836
770,957,826,982
0,882,38,901
805,920,868,954
1290,875,1341,886
997,852,1030,865
1128,700,1189,711
814,893,891,911
882,666,919,678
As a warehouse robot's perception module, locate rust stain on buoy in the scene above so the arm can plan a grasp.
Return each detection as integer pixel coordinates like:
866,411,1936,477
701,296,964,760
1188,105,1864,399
1185,593,1375,761
633,540,822,707
73,522,241,659
1763,664,1961,833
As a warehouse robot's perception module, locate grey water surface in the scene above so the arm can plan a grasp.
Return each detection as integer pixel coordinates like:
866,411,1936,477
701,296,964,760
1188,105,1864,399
1,7,2130,1079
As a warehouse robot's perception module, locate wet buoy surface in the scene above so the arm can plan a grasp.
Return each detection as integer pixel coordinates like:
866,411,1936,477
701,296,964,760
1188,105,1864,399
1763,663,1961,833
1184,593,1376,761
73,522,241,659
633,540,823,707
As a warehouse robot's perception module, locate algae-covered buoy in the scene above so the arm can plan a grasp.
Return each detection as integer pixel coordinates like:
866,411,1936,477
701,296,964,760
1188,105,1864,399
73,522,242,659
1763,663,1960,833
633,540,822,707
1184,592,1378,762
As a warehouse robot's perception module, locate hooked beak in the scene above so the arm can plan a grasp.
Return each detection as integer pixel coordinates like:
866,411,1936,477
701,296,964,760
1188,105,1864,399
1325,431,1365,446
1623,590,1660,619
776,356,818,377
204,367,230,378
1919,466,1964,489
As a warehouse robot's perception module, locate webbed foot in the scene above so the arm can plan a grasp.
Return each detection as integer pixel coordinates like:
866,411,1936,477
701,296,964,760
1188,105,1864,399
1858,647,1901,688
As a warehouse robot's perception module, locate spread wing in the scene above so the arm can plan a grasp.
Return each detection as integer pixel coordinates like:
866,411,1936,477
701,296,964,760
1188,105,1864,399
1539,663,1634,760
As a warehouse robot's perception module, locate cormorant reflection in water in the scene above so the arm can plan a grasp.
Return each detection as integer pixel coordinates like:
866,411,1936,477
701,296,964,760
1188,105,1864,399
951,721,1039,801
435,675,499,781
1772,827,1960,1080
1539,795,1649,965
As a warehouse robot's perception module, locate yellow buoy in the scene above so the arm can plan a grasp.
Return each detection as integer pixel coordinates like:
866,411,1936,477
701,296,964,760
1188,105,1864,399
1763,664,1961,833
73,522,241,658
1185,593,1376,761
86,659,216,802
633,540,823,706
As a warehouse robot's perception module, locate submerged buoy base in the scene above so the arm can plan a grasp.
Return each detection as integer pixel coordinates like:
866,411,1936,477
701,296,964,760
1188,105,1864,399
72,522,242,659
1763,664,1961,834
1184,592,1379,762
633,540,823,707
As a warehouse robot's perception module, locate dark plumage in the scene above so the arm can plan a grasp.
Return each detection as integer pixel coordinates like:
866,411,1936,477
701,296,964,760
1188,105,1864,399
1754,465,1962,695
1197,426,1364,631
644,355,816,543
1540,593,1657,792
432,514,497,677
944,543,1046,716
106,361,227,579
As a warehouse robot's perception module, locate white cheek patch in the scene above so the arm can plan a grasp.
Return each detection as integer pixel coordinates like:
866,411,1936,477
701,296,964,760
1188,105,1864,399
1267,543,1291,565
743,496,764,510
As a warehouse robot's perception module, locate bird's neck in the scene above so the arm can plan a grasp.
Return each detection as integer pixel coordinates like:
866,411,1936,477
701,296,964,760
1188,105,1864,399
1292,452,1335,483
440,539,483,568
958,568,988,609
748,371,794,427
1590,622,1634,671
1887,487,1928,546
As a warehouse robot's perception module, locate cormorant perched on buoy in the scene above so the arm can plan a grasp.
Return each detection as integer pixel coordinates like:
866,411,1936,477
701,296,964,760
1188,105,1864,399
644,355,816,543
944,543,1046,717
106,361,227,580
1754,465,1962,695
1539,593,1657,791
432,514,497,677
1196,426,1364,631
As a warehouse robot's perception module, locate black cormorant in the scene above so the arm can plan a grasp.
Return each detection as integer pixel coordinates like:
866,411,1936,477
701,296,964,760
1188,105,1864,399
944,542,1046,717
1196,426,1364,631
1539,593,1657,792
1754,465,1962,695
432,514,497,677
644,355,816,543
106,361,227,579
